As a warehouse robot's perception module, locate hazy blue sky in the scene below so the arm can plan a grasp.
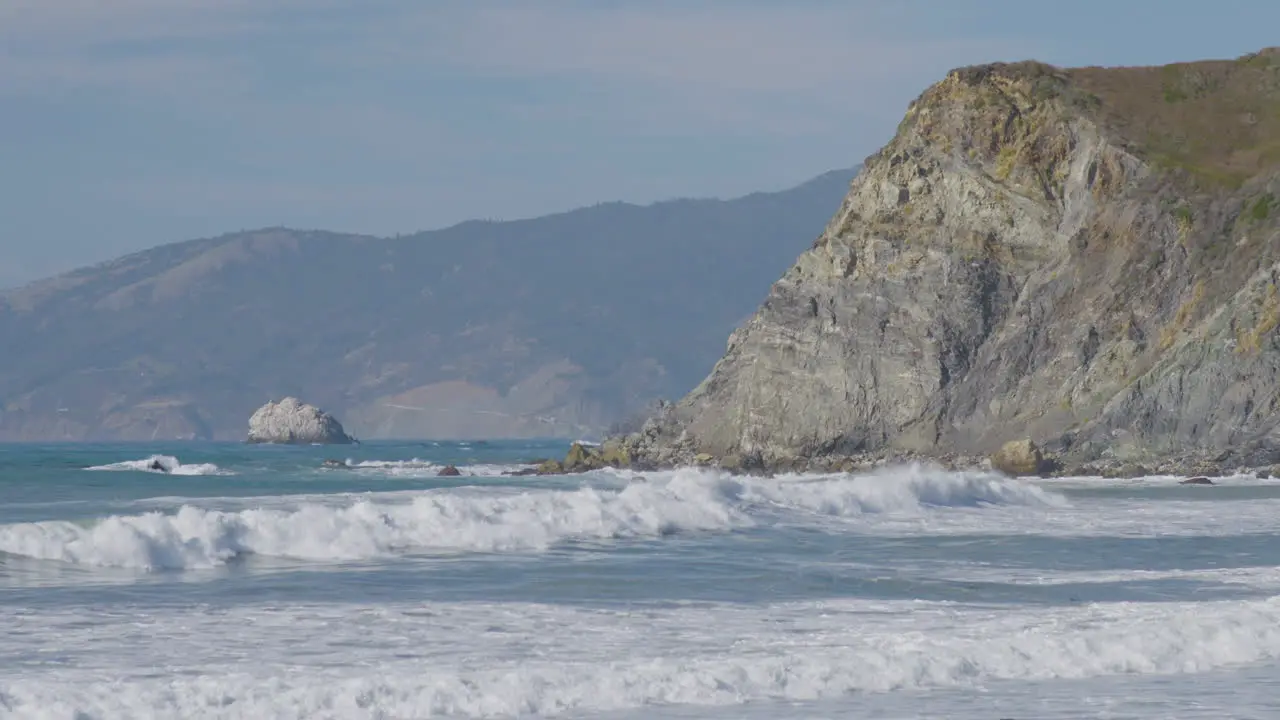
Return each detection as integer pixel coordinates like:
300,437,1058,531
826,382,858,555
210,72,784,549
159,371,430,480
2,1,1277,288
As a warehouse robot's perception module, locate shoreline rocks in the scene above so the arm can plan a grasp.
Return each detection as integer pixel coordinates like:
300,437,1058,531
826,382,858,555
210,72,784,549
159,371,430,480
246,397,355,445
536,436,1273,482
990,439,1050,477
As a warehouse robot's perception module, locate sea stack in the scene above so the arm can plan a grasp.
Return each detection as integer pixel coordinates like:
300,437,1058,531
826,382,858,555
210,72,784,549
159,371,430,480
247,397,354,445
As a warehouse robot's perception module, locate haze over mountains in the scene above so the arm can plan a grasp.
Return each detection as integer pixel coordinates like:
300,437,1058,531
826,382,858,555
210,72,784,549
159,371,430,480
0,168,857,442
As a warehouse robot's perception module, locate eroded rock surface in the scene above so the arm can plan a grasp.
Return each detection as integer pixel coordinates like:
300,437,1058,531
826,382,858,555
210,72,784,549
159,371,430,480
247,397,354,445
618,50,1280,475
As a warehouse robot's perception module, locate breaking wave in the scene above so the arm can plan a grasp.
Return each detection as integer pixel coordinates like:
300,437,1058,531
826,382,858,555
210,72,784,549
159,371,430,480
4,595,1280,718
740,463,1068,514
0,467,1059,571
334,459,536,477
84,455,229,476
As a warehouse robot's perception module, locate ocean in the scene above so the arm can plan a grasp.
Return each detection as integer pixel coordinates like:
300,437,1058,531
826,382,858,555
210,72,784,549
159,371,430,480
2,440,1279,719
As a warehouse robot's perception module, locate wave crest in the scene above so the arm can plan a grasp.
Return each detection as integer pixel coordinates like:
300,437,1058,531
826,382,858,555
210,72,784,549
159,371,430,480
0,466,1061,571
741,463,1067,515
336,459,536,477
0,474,745,570
85,455,228,476
4,596,1280,717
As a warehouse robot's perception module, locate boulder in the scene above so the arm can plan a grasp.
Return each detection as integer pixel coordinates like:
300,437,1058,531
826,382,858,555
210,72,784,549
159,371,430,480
247,397,354,445
1102,463,1150,479
1179,476,1214,485
563,442,601,472
990,439,1046,477
536,460,564,475
438,465,462,477
598,440,631,468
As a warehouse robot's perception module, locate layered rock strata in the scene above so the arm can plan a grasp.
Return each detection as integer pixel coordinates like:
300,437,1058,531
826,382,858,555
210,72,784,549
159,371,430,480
609,50,1280,476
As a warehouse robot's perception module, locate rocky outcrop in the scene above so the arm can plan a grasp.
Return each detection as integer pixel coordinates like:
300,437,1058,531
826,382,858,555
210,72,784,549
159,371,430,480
616,49,1280,475
246,397,354,445
990,440,1047,477
557,441,632,473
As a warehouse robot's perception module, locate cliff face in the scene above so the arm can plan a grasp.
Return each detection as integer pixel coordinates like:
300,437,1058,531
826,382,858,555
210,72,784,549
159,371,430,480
627,49,1280,471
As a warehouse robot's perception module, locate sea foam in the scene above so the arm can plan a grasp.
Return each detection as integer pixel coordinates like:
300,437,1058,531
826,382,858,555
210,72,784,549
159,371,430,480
0,471,741,569
4,595,1280,718
0,467,1055,570
340,458,535,477
85,454,229,476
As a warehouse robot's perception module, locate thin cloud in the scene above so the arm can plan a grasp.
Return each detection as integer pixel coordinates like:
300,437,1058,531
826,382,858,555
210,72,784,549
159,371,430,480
1,2,1028,107
0,1,1037,287
0,0,345,95
351,2,1033,134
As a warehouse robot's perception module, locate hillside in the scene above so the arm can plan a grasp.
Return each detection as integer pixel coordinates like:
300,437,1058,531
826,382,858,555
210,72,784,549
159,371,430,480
0,169,856,441
618,48,1280,474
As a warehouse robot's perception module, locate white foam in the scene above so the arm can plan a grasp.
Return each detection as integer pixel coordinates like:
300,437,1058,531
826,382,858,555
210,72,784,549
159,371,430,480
344,458,438,469
1039,472,1279,488
0,472,747,570
85,454,229,476
741,463,1068,513
0,468,1038,571
0,467,1162,571
661,466,1280,540
4,596,1280,718
13,464,1278,573
927,564,1280,590
339,458,536,477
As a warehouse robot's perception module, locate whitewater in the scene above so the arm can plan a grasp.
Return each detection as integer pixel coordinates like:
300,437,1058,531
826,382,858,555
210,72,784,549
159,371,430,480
2,441,1279,719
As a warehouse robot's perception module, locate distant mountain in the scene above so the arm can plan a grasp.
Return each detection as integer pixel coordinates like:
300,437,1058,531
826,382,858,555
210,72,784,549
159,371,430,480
0,168,858,441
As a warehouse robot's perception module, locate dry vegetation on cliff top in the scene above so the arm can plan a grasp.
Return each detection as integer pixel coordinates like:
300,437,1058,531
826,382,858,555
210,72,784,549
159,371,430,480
1068,48,1280,187
925,48,1280,189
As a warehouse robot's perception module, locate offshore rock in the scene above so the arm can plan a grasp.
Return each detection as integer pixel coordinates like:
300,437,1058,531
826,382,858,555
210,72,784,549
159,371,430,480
536,459,564,475
620,49,1280,473
246,397,354,445
560,440,633,473
562,443,600,472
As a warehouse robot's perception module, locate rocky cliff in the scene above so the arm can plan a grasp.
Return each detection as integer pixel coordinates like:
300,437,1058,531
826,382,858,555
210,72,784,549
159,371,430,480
621,49,1280,474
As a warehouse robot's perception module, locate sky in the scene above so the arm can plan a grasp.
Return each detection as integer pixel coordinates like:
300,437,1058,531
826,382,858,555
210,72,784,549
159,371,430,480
1,1,1278,289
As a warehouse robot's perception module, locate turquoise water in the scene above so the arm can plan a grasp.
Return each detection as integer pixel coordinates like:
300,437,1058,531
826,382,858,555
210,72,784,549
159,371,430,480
3,441,1280,718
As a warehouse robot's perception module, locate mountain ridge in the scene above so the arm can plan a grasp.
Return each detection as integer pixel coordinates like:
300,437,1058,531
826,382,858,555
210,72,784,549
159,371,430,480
0,168,858,441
